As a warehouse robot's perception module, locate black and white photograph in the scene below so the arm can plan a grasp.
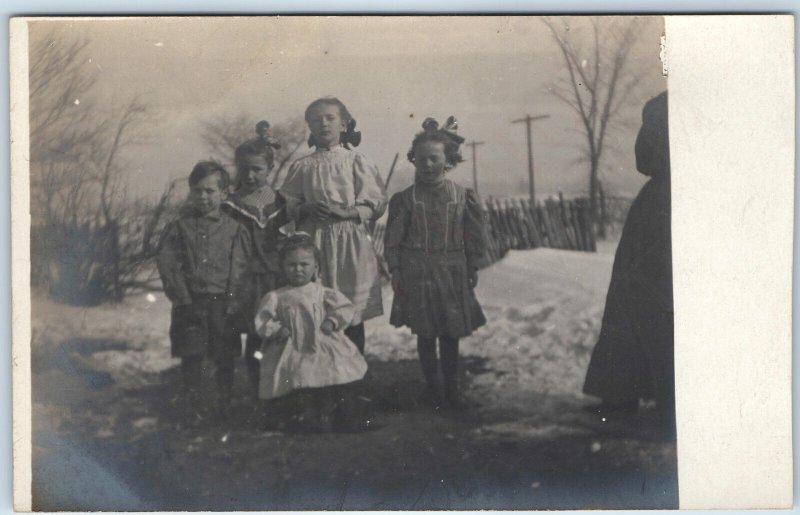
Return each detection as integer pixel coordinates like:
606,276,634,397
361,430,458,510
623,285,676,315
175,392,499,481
8,14,793,511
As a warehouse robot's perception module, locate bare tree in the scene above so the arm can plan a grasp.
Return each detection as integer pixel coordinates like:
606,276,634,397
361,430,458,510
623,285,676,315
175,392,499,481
29,28,172,304
542,16,648,236
200,112,307,187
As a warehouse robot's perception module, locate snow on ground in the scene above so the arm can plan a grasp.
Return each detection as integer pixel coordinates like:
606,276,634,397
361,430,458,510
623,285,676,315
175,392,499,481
367,248,614,412
33,246,614,412
31,286,179,389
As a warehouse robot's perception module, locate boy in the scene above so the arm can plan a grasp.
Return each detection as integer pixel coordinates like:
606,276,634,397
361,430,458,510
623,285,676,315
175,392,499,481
157,160,249,424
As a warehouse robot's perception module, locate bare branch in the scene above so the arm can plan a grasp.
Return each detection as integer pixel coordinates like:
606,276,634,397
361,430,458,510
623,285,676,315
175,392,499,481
542,16,650,228
200,111,308,185
99,98,149,224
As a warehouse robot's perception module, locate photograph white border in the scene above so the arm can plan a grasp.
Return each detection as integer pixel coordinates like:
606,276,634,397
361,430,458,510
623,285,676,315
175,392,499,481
8,13,797,511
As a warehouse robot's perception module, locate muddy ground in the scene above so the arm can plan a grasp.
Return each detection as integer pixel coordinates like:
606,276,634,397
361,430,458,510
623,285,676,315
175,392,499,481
29,249,677,510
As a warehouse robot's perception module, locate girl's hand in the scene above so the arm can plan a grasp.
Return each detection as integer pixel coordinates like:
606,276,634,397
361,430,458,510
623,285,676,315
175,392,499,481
327,205,358,220
276,326,292,341
312,203,333,220
298,202,331,221
468,268,479,288
297,203,315,220
391,270,402,294
320,318,336,335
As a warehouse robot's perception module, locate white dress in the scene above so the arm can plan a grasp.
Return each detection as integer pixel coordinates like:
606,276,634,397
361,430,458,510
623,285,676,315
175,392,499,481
254,281,368,400
279,146,386,324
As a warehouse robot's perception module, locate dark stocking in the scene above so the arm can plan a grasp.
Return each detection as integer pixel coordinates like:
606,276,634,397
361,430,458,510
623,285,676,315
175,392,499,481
417,336,440,390
215,357,234,394
181,356,203,392
344,323,366,354
439,336,460,396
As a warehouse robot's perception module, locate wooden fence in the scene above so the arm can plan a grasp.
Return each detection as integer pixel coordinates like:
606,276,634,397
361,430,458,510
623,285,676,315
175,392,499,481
598,195,634,238
371,194,598,268
482,195,596,264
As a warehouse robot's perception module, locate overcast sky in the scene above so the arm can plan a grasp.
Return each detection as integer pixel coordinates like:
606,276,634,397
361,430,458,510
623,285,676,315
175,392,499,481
29,16,666,201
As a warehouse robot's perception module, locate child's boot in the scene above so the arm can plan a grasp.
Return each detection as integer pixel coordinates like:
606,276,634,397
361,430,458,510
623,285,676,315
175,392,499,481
180,389,206,428
443,380,464,410
180,356,206,427
214,358,235,424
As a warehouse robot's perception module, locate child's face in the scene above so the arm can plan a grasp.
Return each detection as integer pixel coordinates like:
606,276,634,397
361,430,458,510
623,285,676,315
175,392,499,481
236,155,272,193
189,173,226,215
282,248,318,287
307,104,346,148
414,141,448,185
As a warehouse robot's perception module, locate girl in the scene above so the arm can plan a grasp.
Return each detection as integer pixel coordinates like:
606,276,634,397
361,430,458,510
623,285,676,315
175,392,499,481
279,98,387,354
255,234,369,432
223,121,287,395
384,117,489,409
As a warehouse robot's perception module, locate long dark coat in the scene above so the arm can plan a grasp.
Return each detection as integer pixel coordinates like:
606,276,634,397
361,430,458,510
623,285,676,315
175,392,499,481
583,92,674,407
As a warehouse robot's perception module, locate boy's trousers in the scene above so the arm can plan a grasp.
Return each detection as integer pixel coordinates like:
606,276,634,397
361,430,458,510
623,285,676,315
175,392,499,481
169,294,238,391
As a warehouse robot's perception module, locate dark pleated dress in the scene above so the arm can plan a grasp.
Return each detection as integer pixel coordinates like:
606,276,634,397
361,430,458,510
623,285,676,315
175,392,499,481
384,180,489,339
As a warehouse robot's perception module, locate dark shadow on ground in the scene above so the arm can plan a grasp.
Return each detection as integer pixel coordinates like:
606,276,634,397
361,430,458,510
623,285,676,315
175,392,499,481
31,339,678,510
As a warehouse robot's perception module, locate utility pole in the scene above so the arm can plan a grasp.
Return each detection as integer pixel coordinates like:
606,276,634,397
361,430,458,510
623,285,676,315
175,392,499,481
512,114,550,201
466,140,484,195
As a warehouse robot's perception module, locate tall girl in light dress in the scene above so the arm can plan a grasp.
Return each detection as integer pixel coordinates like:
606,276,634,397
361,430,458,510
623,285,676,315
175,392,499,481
279,97,387,354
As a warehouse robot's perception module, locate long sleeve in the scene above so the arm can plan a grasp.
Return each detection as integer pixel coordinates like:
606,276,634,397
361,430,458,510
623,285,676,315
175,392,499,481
322,287,355,330
352,153,388,223
383,192,410,272
156,221,192,306
227,226,254,315
464,188,490,270
254,292,284,338
278,161,306,221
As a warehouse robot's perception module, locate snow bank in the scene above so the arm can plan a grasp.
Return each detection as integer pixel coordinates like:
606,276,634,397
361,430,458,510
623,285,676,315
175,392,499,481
33,247,614,408
32,288,178,388
367,248,614,411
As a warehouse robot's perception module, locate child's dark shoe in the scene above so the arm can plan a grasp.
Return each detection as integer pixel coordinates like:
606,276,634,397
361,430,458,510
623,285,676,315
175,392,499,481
443,387,467,411
422,386,444,411
288,412,332,433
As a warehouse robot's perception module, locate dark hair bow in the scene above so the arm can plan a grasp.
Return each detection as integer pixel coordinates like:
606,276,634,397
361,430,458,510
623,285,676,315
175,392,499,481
422,116,464,144
341,118,362,149
255,120,281,149
442,116,465,144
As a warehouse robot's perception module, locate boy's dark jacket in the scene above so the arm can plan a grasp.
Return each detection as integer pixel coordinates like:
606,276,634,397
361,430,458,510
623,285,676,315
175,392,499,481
156,204,250,311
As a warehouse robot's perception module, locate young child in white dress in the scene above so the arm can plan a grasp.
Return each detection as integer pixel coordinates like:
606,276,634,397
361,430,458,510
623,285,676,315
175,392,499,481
278,97,387,354
254,234,369,432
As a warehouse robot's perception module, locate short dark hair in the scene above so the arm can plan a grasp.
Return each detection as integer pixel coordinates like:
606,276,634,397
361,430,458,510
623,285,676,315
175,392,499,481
235,139,276,169
407,131,464,168
304,97,352,125
278,233,322,268
188,160,230,190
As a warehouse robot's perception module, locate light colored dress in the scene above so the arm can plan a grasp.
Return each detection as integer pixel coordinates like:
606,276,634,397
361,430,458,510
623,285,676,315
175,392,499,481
254,281,368,400
279,146,386,324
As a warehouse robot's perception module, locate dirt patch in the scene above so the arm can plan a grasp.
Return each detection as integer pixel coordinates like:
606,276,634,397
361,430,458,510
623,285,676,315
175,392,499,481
29,249,677,509
32,342,677,510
